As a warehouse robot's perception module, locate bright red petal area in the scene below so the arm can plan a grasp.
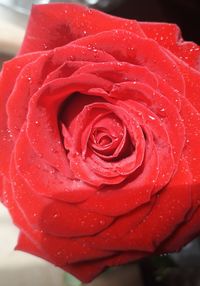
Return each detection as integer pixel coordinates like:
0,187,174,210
0,176,3,201
14,126,96,203
0,53,41,177
140,22,200,71
5,158,114,267
11,152,114,238
19,3,144,55
6,45,116,142
88,156,192,252
174,55,200,114
6,53,54,138
73,30,185,94
82,198,156,251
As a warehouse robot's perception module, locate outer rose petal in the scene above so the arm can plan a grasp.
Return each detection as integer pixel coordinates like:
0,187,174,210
6,164,115,267
85,156,192,252
26,74,112,176
16,231,145,283
19,3,145,55
6,45,116,140
11,156,114,238
72,29,185,94
159,206,200,253
140,22,200,71
0,53,42,177
14,126,96,203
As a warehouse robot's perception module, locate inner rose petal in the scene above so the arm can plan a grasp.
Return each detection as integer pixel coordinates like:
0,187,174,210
90,127,120,155
88,112,132,161
66,101,145,186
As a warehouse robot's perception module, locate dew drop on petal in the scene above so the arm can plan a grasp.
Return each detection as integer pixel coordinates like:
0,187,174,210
148,115,156,120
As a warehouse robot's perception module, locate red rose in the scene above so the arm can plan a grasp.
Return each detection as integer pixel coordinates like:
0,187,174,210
0,3,200,282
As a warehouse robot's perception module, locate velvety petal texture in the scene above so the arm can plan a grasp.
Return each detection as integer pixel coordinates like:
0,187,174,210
0,3,200,283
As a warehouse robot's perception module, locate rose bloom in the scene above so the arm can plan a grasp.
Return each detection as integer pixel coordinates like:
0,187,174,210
0,3,200,283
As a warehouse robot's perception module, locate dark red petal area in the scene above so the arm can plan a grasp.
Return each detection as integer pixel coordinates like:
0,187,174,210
20,3,144,55
159,206,200,253
63,251,146,283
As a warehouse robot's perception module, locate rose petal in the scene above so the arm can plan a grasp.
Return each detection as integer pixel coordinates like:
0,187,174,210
78,138,159,216
14,127,96,203
140,22,200,71
0,53,42,177
20,4,145,54
73,29,185,94
5,168,115,265
87,156,192,252
27,73,112,176
11,157,114,238
159,206,200,252
69,102,145,184
63,251,146,283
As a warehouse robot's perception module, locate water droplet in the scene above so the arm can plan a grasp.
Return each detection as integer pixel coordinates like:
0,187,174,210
43,43,48,49
50,169,55,174
148,115,156,120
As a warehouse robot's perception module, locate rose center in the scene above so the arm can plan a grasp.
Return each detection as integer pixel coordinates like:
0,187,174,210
92,128,114,147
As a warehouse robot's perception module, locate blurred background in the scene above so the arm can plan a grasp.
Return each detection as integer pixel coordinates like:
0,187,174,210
0,1,200,286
